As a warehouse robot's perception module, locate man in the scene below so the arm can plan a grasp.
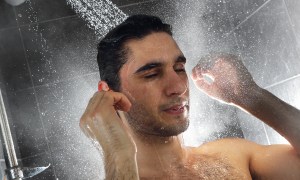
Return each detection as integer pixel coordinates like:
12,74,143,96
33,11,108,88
80,15,300,179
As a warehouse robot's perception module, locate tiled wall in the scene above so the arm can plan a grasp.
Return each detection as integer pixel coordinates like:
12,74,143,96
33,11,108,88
228,0,300,145
0,0,299,179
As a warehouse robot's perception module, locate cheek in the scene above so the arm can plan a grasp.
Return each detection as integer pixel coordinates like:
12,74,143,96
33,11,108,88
130,85,161,107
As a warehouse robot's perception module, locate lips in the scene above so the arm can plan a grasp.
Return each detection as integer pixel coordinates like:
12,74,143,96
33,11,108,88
163,103,188,115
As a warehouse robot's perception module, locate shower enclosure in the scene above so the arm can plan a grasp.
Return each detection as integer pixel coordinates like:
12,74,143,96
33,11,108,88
0,0,299,179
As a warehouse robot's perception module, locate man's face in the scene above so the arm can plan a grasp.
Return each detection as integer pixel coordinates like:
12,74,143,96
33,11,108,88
119,32,189,137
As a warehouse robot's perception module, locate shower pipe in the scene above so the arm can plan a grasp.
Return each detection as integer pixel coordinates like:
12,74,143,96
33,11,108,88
0,89,22,179
0,89,50,180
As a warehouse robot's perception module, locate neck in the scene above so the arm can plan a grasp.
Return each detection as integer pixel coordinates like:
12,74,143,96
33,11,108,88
118,111,189,177
130,128,188,176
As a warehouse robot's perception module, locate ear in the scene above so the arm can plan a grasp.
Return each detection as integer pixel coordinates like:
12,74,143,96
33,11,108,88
98,81,110,91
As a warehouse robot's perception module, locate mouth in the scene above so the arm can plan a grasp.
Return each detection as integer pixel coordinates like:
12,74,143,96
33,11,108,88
163,102,189,115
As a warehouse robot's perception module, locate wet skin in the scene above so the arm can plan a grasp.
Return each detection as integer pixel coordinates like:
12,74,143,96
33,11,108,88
119,32,189,137
80,32,300,179
118,32,251,179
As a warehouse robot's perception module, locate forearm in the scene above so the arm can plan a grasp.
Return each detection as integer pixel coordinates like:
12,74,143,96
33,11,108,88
104,152,139,180
236,87,300,153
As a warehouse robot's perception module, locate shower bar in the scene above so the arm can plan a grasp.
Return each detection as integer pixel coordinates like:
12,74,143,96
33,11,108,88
0,89,51,179
0,89,23,180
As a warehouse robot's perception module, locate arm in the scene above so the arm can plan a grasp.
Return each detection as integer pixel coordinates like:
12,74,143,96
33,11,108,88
105,150,139,179
191,53,300,154
236,87,300,153
80,81,139,179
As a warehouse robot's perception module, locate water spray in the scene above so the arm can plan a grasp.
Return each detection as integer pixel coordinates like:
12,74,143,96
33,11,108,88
67,0,128,39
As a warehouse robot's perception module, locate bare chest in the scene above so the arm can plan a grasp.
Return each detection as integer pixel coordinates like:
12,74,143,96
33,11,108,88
167,159,250,180
141,155,251,180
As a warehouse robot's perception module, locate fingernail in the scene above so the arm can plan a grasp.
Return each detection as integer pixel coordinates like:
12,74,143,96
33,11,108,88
190,73,196,80
98,84,110,91
103,85,110,91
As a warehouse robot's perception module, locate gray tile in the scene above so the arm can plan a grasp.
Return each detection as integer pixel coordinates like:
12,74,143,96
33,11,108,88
51,145,104,180
0,161,6,180
0,28,32,92
234,0,300,87
6,88,49,158
35,73,104,179
0,0,17,29
20,16,98,86
35,73,99,152
224,0,270,27
0,143,3,160
284,0,300,53
237,110,270,145
263,76,300,145
14,0,75,25
238,75,300,146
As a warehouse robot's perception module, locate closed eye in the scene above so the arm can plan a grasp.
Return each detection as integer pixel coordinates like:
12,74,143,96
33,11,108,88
174,63,186,73
144,73,158,79
175,68,185,72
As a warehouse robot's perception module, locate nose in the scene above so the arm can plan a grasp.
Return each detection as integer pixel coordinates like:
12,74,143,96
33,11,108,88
164,70,188,97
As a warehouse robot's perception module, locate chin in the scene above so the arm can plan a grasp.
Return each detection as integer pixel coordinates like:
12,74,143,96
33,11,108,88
156,119,190,137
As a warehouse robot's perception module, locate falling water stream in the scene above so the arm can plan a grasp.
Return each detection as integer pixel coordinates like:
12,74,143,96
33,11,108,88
66,0,128,39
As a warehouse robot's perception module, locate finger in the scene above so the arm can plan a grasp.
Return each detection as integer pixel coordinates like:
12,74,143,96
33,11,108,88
111,92,132,112
191,65,213,81
81,91,106,122
191,66,203,80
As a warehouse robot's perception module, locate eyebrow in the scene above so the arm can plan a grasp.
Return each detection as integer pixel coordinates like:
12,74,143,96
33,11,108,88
134,55,186,74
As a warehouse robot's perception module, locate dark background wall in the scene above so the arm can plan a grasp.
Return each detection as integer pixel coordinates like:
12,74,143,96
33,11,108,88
0,0,299,179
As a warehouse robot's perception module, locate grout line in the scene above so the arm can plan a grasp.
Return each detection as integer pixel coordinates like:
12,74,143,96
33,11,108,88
18,14,78,28
282,0,296,31
20,150,49,161
227,0,272,36
119,0,158,8
0,26,19,32
12,7,58,179
30,72,99,89
282,0,300,60
264,73,300,89
9,72,99,94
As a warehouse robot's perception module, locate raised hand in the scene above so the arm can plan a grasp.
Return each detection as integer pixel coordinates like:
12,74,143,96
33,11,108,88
191,53,259,105
80,81,136,158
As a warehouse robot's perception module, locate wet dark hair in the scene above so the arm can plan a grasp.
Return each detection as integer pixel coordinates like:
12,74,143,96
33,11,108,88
97,14,172,91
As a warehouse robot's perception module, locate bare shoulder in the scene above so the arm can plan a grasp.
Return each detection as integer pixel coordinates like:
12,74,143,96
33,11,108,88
196,138,259,155
194,138,300,180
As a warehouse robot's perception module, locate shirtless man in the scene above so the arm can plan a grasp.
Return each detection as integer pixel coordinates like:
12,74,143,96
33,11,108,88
80,15,300,179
